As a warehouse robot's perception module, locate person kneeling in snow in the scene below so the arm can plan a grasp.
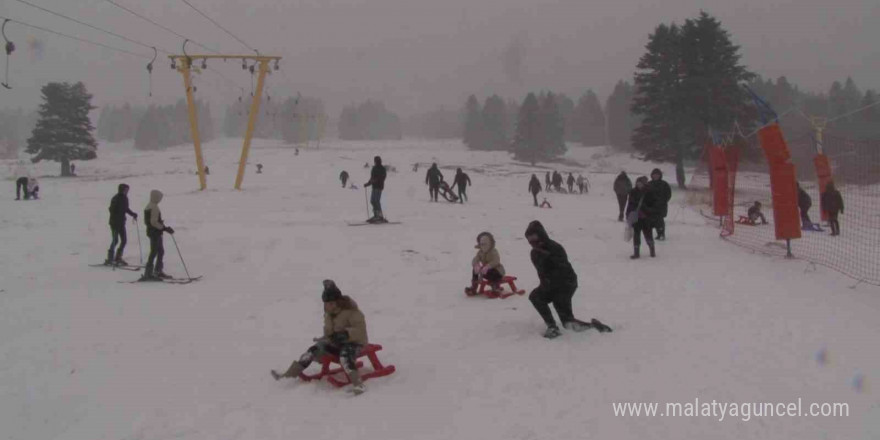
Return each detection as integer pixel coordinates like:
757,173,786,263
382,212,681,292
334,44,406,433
271,280,369,395
466,232,506,295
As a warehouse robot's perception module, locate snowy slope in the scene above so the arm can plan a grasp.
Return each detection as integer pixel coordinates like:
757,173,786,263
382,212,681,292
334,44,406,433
1,139,877,440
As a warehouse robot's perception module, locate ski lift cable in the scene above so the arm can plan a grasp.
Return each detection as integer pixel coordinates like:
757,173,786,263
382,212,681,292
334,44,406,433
103,0,220,55
179,0,257,53
0,15,152,59
11,0,172,55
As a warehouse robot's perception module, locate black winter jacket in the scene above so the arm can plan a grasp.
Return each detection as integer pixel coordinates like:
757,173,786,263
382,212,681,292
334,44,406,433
524,221,577,288
108,192,136,228
365,163,387,190
613,173,633,196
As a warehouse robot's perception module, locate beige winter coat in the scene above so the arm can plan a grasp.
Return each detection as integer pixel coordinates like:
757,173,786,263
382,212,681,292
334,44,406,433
472,244,505,276
323,297,369,345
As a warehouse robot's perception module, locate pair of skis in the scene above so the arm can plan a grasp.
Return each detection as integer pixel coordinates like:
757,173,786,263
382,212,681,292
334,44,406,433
91,263,201,284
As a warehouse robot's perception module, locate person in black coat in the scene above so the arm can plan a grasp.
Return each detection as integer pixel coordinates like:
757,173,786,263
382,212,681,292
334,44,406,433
821,181,844,236
626,176,658,259
339,170,349,188
747,201,768,225
453,168,471,203
15,176,28,200
566,173,575,193
797,182,813,227
524,220,591,338
106,183,138,265
613,171,633,222
545,172,552,192
648,168,672,240
425,163,443,202
363,156,387,222
528,174,542,206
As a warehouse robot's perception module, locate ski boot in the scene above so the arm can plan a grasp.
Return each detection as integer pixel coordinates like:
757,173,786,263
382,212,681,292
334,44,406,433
543,325,561,339
115,257,129,267
155,271,172,280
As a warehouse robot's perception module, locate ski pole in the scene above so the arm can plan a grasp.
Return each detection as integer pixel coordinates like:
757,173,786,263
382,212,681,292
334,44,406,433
364,187,370,219
170,233,192,280
134,217,143,265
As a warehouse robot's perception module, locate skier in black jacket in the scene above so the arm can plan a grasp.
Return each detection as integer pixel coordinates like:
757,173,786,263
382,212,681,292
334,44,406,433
613,171,633,221
425,163,443,202
626,176,659,259
648,168,672,240
106,183,138,266
453,168,471,203
528,174,542,206
524,220,594,338
339,170,349,188
364,156,387,222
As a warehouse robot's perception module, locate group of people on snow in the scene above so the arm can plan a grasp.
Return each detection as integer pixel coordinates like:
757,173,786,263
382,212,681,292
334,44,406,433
103,183,175,281
798,182,844,236
614,169,672,259
424,163,472,203
541,170,589,194
14,176,39,200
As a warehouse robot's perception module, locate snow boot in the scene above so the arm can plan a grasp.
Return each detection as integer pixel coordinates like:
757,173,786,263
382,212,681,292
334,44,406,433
543,325,562,339
563,319,592,332
591,318,613,333
465,280,479,296
272,361,305,381
649,244,656,258
630,245,640,260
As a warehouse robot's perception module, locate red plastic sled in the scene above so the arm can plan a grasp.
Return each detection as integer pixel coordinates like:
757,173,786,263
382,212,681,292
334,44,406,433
465,275,526,299
736,216,757,226
298,343,396,388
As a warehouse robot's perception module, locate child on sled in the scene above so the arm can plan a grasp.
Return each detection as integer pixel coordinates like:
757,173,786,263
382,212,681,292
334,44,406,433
465,232,506,295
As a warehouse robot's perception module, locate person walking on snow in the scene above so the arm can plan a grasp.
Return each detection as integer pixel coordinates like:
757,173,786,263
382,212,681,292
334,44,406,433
453,168,471,203
339,170,349,188
648,168,671,240
626,176,659,259
821,181,844,236
613,171,633,222
797,182,814,228
363,156,387,223
271,280,369,395
545,172,552,192
425,163,443,202
524,220,598,338
528,174,542,206
141,190,174,281
465,232,506,295
566,173,575,193
106,183,138,266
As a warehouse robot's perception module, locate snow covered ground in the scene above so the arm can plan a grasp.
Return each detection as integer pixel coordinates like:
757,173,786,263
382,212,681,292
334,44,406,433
1,138,878,440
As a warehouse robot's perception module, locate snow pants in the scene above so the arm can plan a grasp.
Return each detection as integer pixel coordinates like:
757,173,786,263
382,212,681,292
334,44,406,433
145,232,165,275
529,282,577,327
108,225,128,262
616,193,628,221
370,188,383,218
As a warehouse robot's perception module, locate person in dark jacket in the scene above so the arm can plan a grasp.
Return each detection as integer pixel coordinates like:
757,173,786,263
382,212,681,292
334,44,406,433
821,181,844,236
339,170,349,188
566,173,575,193
528,174,542,206
648,168,672,240
552,171,564,192
747,201,768,225
626,176,658,259
271,280,369,395
545,172,552,192
364,156,387,222
613,171,633,222
15,176,28,200
142,189,174,281
106,183,138,266
256,163,263,174
425,163,443,202
453,168,471,203
797,183,813,228
524,220,592,338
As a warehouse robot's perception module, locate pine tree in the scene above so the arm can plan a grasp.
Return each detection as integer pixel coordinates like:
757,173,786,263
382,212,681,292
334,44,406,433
606,80,638,149
512,92,542,165
462,95,483,149
555,93,576,142
481,94,508,150
26,82,97,176
574,90,606,146
538,92,566,158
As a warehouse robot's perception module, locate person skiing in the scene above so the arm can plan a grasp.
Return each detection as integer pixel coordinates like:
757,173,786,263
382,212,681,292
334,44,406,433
453,168,471,203
256,163,263,174
340,170,349,188
613,171,633,222
649,168,672,240
524,220,594,338
106,183,138,266
271,280,369,395
747,201,768,225
15,176,28,200
363,156,387,223
141,190,174,281
821,181,844,236
70,163,76,176
528,174,542,206
465,232,506,296
566,173,575,193
545,172,552,192
425,163,443,202
797,182,813,228
626,176,658,259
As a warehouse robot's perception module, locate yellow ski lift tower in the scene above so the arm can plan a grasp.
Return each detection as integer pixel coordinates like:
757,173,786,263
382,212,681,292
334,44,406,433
169,41,280,190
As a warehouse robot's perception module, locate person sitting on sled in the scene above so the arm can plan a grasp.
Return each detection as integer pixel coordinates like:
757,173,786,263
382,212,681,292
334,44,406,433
746,201,768,225
466,232,506,295
271,280,369,395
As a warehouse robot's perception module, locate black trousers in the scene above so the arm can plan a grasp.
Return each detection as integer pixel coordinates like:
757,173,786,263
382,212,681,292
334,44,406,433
472,268,503,284
529,283,577,327
341,176,348,188
532,191,539,206
16,177,28,200
145,232,165,275
633,220,654,248
616,194,628,220
457,186,467,203
429,184,439,201
828,212,840,235
108,225,128,261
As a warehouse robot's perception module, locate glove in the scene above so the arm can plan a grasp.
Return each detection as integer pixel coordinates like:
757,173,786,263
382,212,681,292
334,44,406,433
164,226,175,234
330,330,349,344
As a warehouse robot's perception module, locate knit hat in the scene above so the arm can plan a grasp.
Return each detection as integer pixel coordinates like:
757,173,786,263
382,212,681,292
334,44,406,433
322,279,342,303
636,176,649,185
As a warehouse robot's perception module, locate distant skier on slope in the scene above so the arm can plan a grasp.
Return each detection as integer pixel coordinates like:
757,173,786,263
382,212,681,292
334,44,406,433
106,183,138,266
271,280,369,395
340,170,349,188
141,190,175,281
453,168,471,203
363,156,387,223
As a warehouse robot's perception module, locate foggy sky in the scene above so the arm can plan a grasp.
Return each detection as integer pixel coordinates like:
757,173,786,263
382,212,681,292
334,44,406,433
1,0,878,117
